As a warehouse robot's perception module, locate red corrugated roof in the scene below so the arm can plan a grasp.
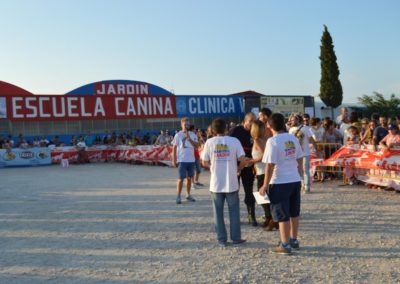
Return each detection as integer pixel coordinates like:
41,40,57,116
0,81,33,96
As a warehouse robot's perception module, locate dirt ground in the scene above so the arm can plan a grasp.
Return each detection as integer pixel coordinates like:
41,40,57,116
0,163,399,283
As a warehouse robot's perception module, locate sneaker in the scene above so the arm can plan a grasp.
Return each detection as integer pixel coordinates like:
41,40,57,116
270,243,292,255
186,195,196,202
192,183,199,190
218,241,227,247
232,239,247,245
195,182,204,186
176,197,182,204
290,238,300,250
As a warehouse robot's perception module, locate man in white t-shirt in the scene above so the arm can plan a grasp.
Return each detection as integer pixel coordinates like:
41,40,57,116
336,107,348,127
289,114,317,193
259,113,304,255
172,117,199,204
202,118,247,247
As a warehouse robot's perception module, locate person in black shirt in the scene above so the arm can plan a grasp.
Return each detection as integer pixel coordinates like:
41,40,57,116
229,112,258,226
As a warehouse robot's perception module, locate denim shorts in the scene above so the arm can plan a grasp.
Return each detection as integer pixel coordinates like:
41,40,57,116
268,181,301,222
194,158,202,174
178,162,195,180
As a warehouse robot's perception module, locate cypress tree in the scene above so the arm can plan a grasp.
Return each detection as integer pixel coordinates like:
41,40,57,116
319,25,343,118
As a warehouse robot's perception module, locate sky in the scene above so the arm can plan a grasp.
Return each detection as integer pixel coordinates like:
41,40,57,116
0,0,399,103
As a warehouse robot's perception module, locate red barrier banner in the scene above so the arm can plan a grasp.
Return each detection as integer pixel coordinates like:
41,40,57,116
51,145,173,166
311,146,400,171
310,146,400,190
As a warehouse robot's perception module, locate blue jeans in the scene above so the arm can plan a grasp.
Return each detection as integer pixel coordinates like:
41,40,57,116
210,191,241,243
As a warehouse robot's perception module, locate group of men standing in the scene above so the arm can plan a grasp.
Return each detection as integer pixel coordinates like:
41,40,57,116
171,110,311,254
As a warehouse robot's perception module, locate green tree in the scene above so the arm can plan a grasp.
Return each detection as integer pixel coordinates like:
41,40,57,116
358,92,400,118
319,25,343,118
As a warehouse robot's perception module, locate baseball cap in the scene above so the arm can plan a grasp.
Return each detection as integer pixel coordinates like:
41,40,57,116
388,123,399,130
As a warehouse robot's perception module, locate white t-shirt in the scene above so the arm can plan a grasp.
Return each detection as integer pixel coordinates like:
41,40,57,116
201,136,245,193
172,130,198,163
76,141,87,149
310,126,325,143
262,133,304,184
289,125,313,156
340,123,351,143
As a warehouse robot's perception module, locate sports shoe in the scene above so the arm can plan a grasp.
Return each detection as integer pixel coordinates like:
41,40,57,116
218,241,227,247
290,238,300,250
195,182,204,187
192,183,199,190
270,243,292,255
186,195,196,202
232,239,247,245
176,197,182,204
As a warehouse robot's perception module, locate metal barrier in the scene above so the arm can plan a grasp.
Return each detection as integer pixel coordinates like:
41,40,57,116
313,143,344,182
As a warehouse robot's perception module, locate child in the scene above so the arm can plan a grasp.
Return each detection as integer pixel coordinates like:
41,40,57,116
344,126,360,185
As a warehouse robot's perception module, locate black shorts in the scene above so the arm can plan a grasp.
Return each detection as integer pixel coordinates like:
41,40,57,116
268,181,301,222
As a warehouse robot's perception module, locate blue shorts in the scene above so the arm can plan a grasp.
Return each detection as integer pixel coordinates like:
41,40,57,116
194,158,202,174
178,162,195,180
268,181,301,222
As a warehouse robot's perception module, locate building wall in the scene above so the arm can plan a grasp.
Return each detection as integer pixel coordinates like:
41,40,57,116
1,116,242,137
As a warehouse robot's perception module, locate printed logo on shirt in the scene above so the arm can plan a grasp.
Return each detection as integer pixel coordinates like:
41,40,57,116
284,141,296,158
214,144,230,161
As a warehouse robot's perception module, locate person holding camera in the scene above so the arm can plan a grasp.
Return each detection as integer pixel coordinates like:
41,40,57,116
172,117,199,204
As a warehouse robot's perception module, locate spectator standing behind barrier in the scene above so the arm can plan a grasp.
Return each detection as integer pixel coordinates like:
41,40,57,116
154,130,168,145
70,135,78,146
344,126,360,185
309,117,325,182
373,115,389,150
32,137,40,147
379,123,400,150
259,113,304,255
7,135,14,148
52,135,62,147
289,114,317,193
360,120,376,146
76,136,87,164
323,120,342,144
310,118,324,143
229,112,258,226
336,107,348,127
171,117,199,204
339,117,352,144
201,118,247,247
84,132,93,147
359,118,369,139
93,135,102,145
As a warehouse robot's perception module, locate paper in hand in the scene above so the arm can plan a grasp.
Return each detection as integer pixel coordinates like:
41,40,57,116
253,192,270,204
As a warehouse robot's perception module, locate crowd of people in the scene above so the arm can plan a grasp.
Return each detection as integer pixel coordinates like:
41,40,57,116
171,108,400,254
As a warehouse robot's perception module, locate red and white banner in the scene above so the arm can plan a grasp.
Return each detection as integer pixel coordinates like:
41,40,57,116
51,145,173,166
311,146,400,190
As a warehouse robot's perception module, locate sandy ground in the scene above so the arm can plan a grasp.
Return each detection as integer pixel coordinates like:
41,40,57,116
0,163,399,284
